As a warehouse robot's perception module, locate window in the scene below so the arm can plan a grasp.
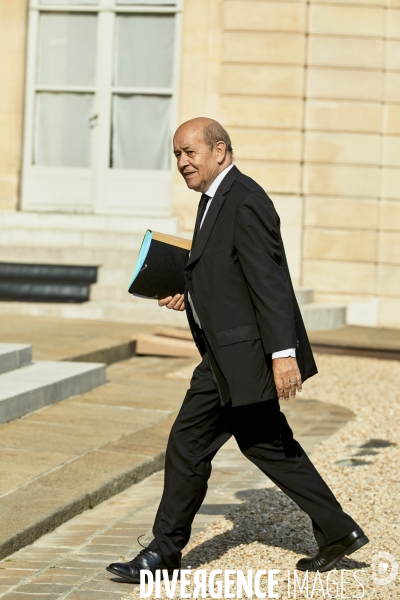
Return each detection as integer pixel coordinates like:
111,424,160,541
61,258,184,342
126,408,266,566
22,0,181,214
111,13,175,170
34,12,97,168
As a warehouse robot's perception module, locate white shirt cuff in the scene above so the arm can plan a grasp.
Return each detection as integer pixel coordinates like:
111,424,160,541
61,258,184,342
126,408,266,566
272,348,296,359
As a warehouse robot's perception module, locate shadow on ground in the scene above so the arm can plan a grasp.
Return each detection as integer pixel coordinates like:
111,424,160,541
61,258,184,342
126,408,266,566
185,487,369,571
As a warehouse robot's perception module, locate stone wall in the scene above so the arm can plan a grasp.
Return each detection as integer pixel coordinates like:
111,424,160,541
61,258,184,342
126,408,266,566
174,0,309,287
302,0,400,328
1,0,399,327
220,0,306,287
0,1,28,211
174,0,400,327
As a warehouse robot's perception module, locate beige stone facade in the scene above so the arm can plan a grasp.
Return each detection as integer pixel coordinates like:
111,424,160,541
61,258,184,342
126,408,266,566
1,0,399,327
174,0,400,328
0,1,28,211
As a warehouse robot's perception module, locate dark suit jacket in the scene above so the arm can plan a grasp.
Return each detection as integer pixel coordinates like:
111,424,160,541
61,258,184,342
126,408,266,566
184,165,317,407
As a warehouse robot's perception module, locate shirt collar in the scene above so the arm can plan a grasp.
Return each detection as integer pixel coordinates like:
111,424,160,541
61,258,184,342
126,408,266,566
205,163,234,199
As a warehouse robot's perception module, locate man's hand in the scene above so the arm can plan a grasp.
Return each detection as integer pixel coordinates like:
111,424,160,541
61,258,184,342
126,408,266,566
158,294,185,311
272,356,302,401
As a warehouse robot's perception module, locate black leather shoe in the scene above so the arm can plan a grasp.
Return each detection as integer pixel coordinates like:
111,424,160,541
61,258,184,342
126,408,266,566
296,528,369,572
107,548,176,583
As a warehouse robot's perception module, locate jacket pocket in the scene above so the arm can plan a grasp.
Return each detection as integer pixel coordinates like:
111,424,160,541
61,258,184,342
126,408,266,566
217,322,260,346
202,243,225,257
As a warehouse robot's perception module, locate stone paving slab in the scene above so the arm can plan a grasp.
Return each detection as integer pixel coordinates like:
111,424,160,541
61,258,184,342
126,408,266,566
0,315,155,364
0,415,354,600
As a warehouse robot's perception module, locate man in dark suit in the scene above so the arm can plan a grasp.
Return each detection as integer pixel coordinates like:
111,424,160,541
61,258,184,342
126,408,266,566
107,118,368,581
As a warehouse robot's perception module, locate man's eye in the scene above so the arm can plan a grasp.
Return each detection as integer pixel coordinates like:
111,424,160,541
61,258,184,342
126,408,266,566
187,151,194,156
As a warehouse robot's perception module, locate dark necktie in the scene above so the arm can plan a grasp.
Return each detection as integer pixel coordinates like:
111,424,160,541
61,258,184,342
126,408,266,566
192,193,209,245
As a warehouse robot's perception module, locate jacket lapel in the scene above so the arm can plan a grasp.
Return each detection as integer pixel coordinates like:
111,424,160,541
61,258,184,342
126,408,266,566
185,165,240,270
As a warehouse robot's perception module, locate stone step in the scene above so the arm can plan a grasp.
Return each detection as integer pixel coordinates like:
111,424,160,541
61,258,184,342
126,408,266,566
0,228,149,250
0,299,188,326
0,343,32,375
0,298,346,330
90,283,317,305
0,249,137,296
300,302,347,331
0,213,185,251
0,252,333,310
97,265,135,286
90,284,131,302
0,251,326,319
294,287,314,305
76,284,322,310
0,360,106,424
0,211,178,234
0,246,138,267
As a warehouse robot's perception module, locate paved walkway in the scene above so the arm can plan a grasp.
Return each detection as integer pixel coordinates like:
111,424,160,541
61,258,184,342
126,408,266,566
0,315,155,364
0,400,353,600
0,440,269,599
0,343,353,559
0,313,357,564
0,315,397,598
0,354,190,559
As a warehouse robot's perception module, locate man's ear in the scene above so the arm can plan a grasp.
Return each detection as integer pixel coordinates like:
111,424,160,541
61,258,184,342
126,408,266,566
215,140,228,164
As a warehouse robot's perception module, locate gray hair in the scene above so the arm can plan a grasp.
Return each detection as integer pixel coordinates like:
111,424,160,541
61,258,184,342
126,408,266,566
203,122,233,155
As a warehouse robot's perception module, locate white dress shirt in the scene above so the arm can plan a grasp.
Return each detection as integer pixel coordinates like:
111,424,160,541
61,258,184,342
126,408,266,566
188,164,295,359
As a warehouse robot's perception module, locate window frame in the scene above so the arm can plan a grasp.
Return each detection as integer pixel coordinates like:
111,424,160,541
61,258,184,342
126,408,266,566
21,0,183,215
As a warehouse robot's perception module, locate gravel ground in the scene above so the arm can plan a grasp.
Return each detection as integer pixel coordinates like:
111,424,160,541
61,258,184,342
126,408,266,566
126,353,400,599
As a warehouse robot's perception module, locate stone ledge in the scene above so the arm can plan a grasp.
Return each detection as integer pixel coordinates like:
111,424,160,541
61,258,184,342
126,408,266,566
0,361,106,424
0,343,32,375
0,447,166,561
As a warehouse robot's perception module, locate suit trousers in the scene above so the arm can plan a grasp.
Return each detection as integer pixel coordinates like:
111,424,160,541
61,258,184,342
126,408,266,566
148,352,357,568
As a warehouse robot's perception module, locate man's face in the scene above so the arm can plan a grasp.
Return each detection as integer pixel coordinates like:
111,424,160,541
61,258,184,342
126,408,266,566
173,126,220,193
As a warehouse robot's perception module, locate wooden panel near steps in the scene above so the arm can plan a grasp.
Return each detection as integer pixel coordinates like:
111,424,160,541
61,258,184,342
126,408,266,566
154,327,193,341
133,333,199,359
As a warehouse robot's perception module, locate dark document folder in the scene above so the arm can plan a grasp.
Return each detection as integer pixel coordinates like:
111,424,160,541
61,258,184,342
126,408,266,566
128,230,192,299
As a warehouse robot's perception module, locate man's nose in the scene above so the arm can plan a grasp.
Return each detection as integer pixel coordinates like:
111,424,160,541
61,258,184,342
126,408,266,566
177,153,189,170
